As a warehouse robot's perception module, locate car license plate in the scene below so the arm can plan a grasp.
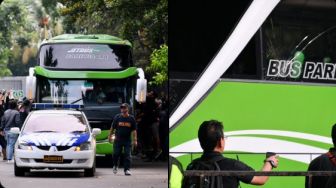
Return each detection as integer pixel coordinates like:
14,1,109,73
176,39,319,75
43,155,63,163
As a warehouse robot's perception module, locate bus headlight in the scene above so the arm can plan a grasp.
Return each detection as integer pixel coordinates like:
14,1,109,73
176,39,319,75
75,142,91,151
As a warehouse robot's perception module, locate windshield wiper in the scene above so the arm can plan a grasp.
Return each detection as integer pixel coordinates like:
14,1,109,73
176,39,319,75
34,131,58,133
71,98,83,104
70,130,86,134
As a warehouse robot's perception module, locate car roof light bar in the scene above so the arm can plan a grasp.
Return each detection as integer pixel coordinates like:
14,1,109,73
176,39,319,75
32,103,84,110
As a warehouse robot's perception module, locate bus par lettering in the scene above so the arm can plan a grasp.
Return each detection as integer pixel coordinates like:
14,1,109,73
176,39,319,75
267,59,336,80
267,59,301,78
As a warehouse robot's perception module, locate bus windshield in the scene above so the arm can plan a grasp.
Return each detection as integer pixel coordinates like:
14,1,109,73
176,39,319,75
39,44,132,70
38,78,133,106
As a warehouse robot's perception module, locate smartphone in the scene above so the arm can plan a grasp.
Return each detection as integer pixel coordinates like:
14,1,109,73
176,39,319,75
266,152,276,158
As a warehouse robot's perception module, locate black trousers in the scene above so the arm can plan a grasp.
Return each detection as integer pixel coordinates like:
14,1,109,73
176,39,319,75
113,141,131,171
0,135,6,149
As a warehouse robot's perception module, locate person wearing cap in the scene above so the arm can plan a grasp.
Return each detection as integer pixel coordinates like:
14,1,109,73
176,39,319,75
108,103,137,176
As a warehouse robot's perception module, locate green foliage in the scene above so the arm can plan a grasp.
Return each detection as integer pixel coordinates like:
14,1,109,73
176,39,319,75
146,44,168,86
0,48,12,76
0,0,61,76
0,0,168,80
0,0,28,76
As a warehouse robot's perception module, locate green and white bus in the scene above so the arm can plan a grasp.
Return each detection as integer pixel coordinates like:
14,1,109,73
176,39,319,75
170,0,336,187
26,34,147,157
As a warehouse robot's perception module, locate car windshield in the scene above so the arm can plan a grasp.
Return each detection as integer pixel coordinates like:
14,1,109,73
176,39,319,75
22,113,89,134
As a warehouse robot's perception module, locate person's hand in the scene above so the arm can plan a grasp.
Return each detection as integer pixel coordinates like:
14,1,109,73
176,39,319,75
0,131,4,136
266,155,279,168
108,134,115,143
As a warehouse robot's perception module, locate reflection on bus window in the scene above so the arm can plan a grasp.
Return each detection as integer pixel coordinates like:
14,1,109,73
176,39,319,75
38,78,132,106
262,1,336,83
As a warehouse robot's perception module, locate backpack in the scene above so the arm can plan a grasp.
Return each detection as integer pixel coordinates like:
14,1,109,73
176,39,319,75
182,156,224,188
169,156,183,179
169,156,184,188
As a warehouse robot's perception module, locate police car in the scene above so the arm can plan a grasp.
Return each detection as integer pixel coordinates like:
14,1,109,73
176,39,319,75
12,105,101,177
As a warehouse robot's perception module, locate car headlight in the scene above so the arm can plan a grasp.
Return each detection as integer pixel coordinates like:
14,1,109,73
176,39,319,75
18,142,33,151
75,142,91,151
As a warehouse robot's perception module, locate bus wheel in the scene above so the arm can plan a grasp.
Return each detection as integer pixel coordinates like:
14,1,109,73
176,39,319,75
104,154,112,160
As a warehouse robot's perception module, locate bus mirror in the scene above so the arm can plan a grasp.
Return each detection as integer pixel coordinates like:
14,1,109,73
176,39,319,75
136,78,147,103
25,67,36,100
10,127,20,135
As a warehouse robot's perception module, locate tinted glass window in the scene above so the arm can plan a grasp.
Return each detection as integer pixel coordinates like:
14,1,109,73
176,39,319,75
262,1,336,83
39,44,132,69
222,37,258,79
38,78,133,106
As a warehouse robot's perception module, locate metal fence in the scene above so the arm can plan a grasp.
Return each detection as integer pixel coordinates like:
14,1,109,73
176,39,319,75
170,151,325,163
184,170,336,188
0,76,26,91
172,152,335,188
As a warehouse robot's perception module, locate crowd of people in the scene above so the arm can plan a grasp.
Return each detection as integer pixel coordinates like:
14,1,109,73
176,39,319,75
0,88,169,164
135,90,168,162
0,90,32,163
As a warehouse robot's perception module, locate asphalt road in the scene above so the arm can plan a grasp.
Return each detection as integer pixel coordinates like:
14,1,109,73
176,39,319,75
0,156,168,188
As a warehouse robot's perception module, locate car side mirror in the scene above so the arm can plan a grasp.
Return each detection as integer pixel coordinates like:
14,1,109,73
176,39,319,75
92,128,101,136
10,127,20,135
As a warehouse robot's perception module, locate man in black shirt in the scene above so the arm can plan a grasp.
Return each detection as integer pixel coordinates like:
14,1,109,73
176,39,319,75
109,103,137,176
305,124,336,188
183,120,279,188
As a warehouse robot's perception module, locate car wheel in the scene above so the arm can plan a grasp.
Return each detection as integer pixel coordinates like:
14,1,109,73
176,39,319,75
84,159,96,177
14,161,29,177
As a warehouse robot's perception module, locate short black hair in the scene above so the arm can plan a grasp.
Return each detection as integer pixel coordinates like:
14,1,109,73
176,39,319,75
120,103,129,109
332,124,336,147
8,100,17,109
23,99,30,106
198,120,224,152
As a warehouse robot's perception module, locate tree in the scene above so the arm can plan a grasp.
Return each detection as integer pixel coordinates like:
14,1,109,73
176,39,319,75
0,0,61,76
146,44,168,86
0,0,168,81
0,0,27,76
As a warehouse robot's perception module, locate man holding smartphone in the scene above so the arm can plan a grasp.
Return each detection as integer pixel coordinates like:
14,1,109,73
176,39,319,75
109,103,137,176
183,120,279,188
